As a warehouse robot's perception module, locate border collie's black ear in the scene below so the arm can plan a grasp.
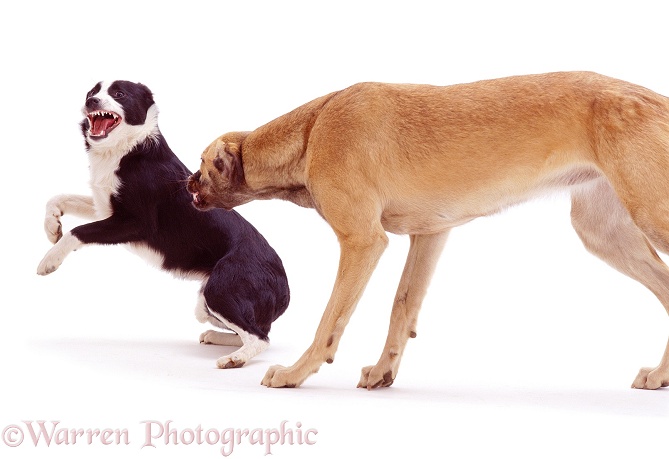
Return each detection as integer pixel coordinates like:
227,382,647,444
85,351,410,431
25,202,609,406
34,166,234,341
136,82,154,101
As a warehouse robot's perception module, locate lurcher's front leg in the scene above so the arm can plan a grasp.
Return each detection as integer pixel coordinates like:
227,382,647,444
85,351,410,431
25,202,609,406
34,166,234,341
358,231,449,389
44,195,95,243
261,228,388,388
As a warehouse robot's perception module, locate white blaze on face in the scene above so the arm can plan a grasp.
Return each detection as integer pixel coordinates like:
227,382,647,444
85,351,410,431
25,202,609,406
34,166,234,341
83,81,123,138
83,80,160,155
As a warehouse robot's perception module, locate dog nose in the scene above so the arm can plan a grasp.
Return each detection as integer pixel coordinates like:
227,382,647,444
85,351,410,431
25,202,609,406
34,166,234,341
85,97,100,110
187,172,201,192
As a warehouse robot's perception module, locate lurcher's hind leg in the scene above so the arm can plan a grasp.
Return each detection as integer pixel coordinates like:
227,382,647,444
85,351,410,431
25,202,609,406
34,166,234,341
571,179,669,389
358,231,449,389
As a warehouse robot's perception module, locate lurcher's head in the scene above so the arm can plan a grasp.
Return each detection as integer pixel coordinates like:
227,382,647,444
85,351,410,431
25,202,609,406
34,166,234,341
187,132,250,211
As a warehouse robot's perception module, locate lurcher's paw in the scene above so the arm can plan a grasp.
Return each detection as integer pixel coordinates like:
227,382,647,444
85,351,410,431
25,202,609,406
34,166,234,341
261,364,304,388
357,365,395,390
631,366,669,390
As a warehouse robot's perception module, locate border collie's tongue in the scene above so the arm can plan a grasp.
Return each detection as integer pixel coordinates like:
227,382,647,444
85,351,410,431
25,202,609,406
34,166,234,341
92,117,115,136
88,111,121,138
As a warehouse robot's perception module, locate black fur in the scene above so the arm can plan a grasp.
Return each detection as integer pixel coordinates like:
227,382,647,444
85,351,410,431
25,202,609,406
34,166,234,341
86,80,155,125
72,81,289,340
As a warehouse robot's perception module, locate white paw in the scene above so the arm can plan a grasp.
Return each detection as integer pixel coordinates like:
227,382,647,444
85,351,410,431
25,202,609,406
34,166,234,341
200,330,216,343
44,203,63,244
36,233,81,276
199,330,243,347
37,251,62,276
216,354,246,369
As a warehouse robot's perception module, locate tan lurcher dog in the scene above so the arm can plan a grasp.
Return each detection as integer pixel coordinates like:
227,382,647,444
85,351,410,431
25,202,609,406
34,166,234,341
187,71,669,390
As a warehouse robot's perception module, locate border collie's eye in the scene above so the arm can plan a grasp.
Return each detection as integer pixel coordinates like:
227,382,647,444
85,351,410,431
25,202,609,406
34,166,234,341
114,91,126,99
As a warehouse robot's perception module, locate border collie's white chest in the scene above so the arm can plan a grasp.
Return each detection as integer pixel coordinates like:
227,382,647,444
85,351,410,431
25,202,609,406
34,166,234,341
85,103,160,219
88,151,123,219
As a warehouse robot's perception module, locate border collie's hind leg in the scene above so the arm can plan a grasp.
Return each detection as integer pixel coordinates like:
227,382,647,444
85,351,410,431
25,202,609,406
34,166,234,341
212,328,269,369
200,330,243,347
571,179,669,389
195,292,243,347
195,274,270,369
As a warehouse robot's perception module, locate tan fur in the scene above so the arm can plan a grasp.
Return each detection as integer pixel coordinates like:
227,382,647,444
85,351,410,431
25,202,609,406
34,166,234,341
188,71,669,390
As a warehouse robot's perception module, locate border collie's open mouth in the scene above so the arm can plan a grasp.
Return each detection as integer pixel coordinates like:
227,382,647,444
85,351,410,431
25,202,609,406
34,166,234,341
87,110,121,139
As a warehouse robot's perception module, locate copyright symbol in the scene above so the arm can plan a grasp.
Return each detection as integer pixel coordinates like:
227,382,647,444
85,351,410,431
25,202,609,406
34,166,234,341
2,425,24,447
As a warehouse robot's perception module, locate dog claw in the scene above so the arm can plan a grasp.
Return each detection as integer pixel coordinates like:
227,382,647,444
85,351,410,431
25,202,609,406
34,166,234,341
358,365,395,390
44,212,63,244
261,364,306,388
224,360,245,369
216,356,245,369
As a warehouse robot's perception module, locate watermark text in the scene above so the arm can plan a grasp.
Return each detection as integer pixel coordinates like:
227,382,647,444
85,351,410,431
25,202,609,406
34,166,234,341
2,420,317,456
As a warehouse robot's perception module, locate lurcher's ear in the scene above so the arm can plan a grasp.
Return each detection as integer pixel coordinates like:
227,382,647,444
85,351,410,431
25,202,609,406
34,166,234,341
213,139,244,186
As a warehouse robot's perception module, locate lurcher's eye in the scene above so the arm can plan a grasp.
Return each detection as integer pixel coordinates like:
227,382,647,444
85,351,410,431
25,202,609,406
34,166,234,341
114,91,126,99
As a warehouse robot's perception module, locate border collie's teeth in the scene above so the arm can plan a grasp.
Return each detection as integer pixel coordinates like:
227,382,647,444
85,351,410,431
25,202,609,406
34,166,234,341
88,110,119,119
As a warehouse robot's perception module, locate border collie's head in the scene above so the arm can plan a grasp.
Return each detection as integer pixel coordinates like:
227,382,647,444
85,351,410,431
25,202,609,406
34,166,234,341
82,80,159,151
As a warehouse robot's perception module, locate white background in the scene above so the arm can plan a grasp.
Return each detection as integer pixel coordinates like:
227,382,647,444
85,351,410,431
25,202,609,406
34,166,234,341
1,1,668,458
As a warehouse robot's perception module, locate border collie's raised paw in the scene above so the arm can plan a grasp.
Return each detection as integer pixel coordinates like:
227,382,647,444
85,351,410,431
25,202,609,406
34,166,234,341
44,204,63,244
36,256,59,276
43,195,96,245
37,233,82,275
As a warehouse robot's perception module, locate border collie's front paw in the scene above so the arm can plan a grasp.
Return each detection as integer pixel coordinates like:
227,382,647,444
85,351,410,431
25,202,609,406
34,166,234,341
37,251,62,276
44,204,63,244
37,261,58,276
36,233,81,277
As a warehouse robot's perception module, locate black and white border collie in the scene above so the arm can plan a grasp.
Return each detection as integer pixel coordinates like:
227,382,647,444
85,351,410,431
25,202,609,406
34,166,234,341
37,80,290,369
